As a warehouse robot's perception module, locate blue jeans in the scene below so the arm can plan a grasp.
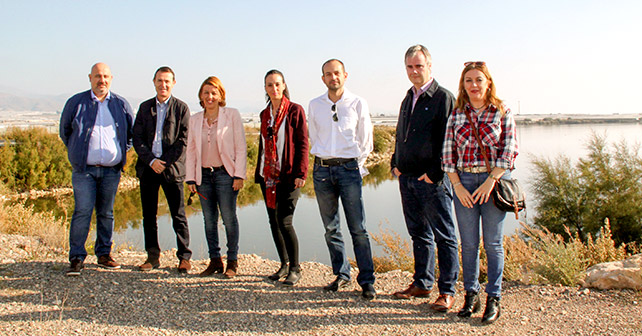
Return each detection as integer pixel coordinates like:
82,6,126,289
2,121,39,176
197,168,240,260
313,160,375,286
69,166,121,262
453,171,508,297
398,175,459,295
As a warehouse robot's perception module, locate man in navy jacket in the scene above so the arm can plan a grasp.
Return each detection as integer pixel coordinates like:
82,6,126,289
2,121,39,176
59,62,134,276
133,66,191,273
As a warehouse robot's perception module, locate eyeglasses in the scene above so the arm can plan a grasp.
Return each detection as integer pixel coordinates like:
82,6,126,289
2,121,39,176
331,104,338,122
464,61,486,67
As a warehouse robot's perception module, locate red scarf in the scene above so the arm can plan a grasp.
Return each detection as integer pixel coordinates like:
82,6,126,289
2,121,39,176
261,96,290,209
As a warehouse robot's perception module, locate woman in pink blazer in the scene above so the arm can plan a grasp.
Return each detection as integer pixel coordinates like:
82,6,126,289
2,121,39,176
185,76,247,278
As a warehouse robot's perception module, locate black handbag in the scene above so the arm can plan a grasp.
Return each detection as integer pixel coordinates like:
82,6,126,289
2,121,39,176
463,109,526,219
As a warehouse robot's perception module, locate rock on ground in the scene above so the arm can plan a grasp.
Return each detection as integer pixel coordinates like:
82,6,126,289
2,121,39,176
583,253,642,290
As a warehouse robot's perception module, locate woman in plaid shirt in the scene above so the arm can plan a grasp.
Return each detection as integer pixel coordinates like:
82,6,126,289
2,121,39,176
442,62,518,324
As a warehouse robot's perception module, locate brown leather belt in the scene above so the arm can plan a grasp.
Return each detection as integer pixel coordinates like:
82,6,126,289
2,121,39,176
461,166,489,173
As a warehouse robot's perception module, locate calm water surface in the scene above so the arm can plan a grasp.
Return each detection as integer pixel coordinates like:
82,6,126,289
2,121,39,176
35,123,642,264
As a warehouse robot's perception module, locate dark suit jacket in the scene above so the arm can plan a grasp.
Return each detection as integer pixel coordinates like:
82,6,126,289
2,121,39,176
391,79,455,183
133,96,190,182
254,102,309,185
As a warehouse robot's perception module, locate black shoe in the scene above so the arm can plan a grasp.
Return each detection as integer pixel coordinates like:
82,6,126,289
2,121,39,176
268,264,289,281
66,259,84,276
481,296,501,324
323,276,350,292
361,283,376,300
457,291,481,318
282,269,301,287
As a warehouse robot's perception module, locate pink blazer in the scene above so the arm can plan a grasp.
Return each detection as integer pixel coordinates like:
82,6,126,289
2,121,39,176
185,107,247,185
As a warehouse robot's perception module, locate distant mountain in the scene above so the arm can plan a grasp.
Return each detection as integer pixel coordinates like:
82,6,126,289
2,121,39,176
0,92,67,112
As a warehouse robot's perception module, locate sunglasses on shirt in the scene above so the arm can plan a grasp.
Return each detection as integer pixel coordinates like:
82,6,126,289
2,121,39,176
331,104,338,122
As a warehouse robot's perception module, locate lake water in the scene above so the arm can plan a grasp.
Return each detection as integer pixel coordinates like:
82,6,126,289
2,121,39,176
38,123,642,264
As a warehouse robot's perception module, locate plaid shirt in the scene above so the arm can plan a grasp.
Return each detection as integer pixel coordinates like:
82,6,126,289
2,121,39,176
442,103,518,173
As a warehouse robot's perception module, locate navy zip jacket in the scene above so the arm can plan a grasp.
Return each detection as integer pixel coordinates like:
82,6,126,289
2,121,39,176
59,90,134,172
391,79,455,183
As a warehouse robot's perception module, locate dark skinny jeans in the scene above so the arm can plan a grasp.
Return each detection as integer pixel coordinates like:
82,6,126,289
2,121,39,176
260,181,301,269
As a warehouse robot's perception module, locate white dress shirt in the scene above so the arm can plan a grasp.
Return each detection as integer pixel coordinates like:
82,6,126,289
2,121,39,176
86,91,121,166
308,89,373,176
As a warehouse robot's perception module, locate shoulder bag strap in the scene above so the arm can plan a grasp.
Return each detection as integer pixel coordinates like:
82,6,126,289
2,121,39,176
463,108,492,174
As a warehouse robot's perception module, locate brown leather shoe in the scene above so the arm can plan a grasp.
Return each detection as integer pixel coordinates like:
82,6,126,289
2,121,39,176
393,284,431,299
139,259,160,272
97,255,121,270
199,257,224,277
431,294,455,312
178,259,191,274
224,259,237,278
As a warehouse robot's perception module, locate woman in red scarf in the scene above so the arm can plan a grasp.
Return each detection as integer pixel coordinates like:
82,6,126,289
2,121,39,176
255,69,309,286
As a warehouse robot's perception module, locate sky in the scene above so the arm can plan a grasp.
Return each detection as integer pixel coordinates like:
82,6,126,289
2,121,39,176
1,0,640,115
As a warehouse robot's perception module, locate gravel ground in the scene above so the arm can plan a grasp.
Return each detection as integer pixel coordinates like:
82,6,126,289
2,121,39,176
0,233,641,336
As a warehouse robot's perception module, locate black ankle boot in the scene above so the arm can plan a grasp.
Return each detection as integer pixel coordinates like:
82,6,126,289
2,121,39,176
268,264,289,281
481,296,501,324
282,267,301,287
457,291,481,318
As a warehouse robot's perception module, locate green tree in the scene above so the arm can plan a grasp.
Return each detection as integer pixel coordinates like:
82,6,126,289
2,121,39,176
531,132,642,245
0,127,71,191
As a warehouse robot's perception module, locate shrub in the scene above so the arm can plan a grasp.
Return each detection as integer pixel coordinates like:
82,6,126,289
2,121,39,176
372,126,395,154
531,132,642,246
0,127,71,191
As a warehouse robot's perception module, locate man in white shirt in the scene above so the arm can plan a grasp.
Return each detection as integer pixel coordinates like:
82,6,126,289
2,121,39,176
308,59,376,300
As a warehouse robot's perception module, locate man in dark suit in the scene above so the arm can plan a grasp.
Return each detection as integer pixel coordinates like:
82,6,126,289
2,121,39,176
133,66,191,273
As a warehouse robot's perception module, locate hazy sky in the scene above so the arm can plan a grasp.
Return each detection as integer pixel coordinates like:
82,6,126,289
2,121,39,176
1,0,640,115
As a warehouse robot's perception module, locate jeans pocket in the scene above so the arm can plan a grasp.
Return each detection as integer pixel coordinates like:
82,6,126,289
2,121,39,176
342,160,359,171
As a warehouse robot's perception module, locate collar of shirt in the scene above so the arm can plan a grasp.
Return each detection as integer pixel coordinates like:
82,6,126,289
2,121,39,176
411,78,433,111
91,90,111,102
322,88,356,105
156,95,171,106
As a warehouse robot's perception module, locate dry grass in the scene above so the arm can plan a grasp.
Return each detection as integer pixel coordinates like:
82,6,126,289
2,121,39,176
0,199,68,253
371,222,414,273
372,219,636,286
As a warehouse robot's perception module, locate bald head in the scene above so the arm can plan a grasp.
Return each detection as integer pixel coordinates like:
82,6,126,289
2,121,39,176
89,62,113,101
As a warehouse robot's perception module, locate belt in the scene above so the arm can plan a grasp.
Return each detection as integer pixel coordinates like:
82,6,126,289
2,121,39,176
314,157,357,167
203,166,226,172
87,164,113,168
461,166,490,173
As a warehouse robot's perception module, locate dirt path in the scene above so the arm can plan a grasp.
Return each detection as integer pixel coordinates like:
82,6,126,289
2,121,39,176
0,233,640,335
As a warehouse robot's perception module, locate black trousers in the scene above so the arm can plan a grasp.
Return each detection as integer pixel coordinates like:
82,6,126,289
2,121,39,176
140,167,191,261
260,181,300,268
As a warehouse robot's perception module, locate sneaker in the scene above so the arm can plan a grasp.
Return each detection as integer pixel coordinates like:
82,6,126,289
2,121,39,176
97,255,121,270
66,259,84,276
